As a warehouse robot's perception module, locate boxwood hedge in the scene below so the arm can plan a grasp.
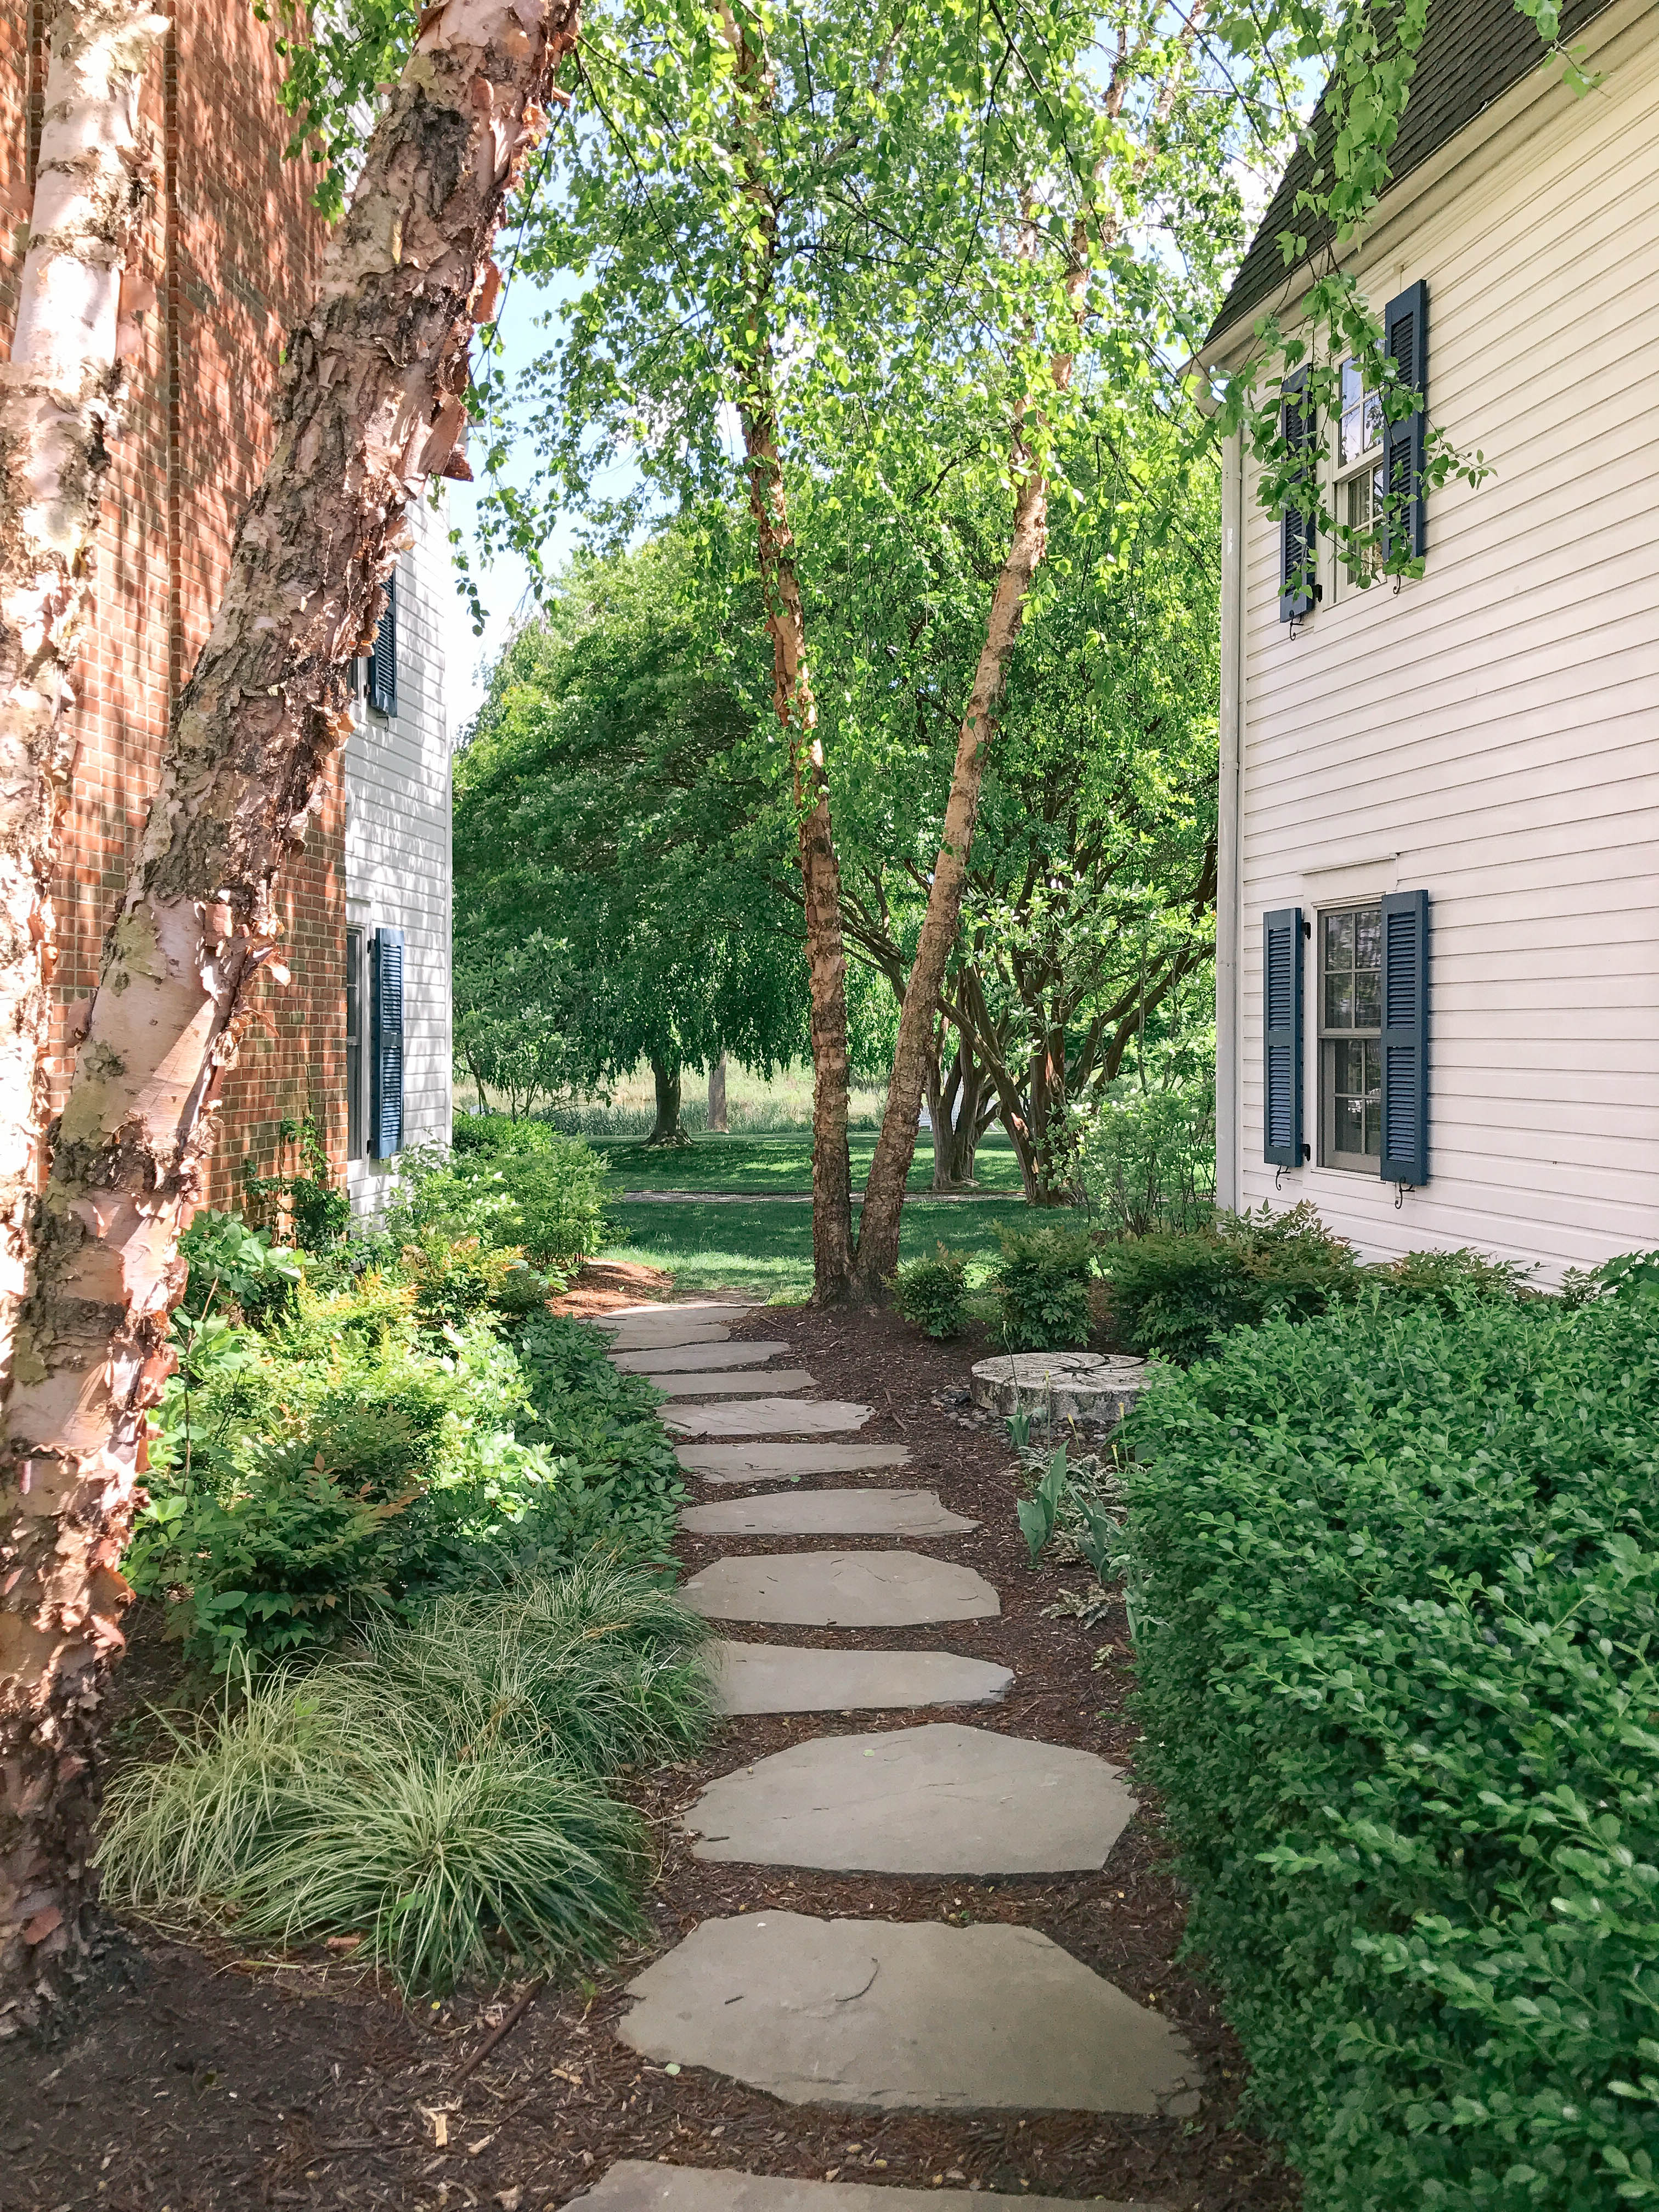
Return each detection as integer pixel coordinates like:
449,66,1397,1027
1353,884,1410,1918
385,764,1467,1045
1120,1290,1659,2211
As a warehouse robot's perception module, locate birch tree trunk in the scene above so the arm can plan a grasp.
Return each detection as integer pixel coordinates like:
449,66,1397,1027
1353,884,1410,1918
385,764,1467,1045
0,0,582,2027
721,6,854,1302
0,0,165,1415
851,415,1054,1290
853,25,1204,1294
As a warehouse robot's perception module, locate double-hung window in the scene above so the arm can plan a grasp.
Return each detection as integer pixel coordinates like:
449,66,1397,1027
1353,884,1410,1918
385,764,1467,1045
1334,361,1386,592
1318,905,1383,1170
345,925,365,1160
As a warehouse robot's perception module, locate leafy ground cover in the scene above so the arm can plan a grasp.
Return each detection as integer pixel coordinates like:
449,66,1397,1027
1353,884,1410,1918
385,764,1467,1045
601,1193,1037,1302
592,1128,1026,1195
1121,1283,1659,2211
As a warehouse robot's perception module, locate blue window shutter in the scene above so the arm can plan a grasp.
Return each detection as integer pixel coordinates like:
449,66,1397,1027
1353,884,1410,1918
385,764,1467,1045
370,927,405,1160
1379,890,1429,1184
1384,280,1429,563
1279,371,1318,622
366,572,398,715
1262,907,1304,1167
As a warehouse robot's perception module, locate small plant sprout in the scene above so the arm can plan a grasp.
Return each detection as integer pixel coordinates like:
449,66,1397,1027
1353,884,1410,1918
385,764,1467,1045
1016,1447,1069,1567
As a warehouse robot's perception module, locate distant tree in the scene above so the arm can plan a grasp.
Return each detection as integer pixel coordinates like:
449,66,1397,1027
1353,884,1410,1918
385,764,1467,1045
455,527,806,1144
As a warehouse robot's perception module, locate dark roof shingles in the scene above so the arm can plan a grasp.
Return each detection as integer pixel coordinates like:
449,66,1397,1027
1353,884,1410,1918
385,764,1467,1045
1206,0,1617,348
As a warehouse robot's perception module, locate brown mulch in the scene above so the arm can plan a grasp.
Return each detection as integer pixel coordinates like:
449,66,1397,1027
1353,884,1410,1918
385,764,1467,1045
550,1259,678,1316
0,1305,1297,2212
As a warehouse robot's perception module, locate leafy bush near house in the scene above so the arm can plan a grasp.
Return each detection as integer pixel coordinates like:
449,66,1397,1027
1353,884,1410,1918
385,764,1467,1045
127,1267,684,1672
892,1244,969,1339
1119,1291,1659,2211
445,1113,611,1270
1103,1205,1541,1363
1068,1053,1216,1236
991,1222,1096,1351
177,1209,303,1326
1101,1201,1358,1361
100,1561,712,1994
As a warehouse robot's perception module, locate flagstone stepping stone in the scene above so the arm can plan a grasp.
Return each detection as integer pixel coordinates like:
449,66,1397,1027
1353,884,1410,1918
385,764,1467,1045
681,1489,974,1538
618,1912,1200,2114
569,2160,1169,2212
678,1441,912,1485
682,1551,1000,1628
605,1300,754,1321
664,1399,872,1439
712,1643,1012,1715
612,1341,791,1375
651,1369,816,1398
601,1320,733,1352
970,1351,1149,1423
684,1723,1134,1874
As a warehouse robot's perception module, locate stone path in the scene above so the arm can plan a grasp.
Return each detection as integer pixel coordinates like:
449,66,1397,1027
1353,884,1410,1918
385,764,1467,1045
572,2163,1165,2212
680,1489,974,1537
580,1296,1188,2212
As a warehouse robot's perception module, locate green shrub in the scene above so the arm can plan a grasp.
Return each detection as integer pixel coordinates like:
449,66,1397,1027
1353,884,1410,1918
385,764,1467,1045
393,1125,610,1276
100,1564,709,1994
991,1222,1095,1351
1068,1052,1216,1236
892,1244,969,1339
178,1209,302,1326
127,1282,685,1672
1365,1242,1539,1312
1120,1293,1659,2211
1102,1201,1361,1361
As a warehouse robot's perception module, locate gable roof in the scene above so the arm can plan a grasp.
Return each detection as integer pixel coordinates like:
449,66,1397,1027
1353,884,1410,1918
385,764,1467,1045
1205,0,1620,351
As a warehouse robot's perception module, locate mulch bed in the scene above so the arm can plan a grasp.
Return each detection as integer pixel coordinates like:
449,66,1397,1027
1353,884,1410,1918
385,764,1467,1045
0,1304,1297,2212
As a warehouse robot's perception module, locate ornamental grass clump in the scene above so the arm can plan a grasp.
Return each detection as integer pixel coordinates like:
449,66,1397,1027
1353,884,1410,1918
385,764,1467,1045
99,1563,711,1995
1120,1287,1659,2210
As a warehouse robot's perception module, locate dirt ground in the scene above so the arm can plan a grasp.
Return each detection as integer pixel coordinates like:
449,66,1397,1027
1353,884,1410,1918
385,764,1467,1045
0,1300,1299,2212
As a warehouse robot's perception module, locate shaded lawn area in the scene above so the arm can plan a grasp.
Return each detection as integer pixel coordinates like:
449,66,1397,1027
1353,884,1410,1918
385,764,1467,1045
592,1130,1027,1197
600,1194,1039,1301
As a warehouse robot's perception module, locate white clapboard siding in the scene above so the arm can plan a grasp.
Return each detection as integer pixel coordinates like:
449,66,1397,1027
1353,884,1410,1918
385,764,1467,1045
1226,6,1659,1276
346,497,453,1216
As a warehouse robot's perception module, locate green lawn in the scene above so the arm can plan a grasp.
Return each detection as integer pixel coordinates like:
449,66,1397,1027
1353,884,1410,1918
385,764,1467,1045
592,1130,1027,1197
600,1194,1037,1302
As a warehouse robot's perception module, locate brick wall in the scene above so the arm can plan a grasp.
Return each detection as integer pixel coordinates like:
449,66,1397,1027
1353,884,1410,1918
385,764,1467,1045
1,3,348,1219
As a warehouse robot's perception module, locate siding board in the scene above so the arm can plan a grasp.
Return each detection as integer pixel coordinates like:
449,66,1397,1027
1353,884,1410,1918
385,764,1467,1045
1227,15,1659,1276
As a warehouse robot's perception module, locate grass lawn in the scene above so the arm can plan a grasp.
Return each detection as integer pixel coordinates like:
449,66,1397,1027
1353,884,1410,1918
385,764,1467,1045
600,1194,1039,1302
592,1130,1028,1197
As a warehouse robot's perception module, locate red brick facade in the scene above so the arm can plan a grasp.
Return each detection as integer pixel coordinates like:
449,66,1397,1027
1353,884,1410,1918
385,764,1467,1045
2,3,348,1214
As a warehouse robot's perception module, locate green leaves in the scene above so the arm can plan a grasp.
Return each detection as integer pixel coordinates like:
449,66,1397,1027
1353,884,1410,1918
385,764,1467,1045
1122,1291,1659,2208
1016,1445,1070,1566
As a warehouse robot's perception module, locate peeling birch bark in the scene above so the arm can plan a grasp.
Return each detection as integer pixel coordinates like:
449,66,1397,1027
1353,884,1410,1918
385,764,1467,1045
0,0,583,2026
854,27,1206,1294
721,5,854,1303
0,0,165,1408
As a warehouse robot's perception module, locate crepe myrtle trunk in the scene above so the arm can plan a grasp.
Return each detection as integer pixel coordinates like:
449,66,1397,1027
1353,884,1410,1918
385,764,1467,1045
0,0,164,1414
0,0,583,2030
647,1053,690,1148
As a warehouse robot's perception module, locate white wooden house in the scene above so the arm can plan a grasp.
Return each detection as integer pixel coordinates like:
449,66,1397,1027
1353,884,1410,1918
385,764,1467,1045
343,496,455,1216
1199,0,1658,1278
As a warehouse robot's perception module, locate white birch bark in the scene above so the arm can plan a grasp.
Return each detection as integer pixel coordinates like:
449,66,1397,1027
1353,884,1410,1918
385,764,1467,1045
0,0,165,1407
0,0,582,2028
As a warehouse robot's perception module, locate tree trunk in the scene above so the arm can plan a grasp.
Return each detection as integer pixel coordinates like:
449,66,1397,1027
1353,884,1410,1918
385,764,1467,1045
0,0,582,2028
720,11,853,1305
851,445,1051,1288
0,0,163,1413
647,1053,689,1147
707,1051,729,1133
934,1030,989,1190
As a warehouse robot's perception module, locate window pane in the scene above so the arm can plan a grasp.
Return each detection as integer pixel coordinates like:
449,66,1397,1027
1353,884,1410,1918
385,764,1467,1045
1355,908,1381,970
1337,1094,1365,1156
1326,975,1354,1029
1328,911,1353,967
1341,359,1364,414
1353,969,1380,1028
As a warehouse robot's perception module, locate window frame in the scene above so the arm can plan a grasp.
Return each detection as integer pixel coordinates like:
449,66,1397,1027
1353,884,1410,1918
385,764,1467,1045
1317,899,1385,1174
1329,355,1387,601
